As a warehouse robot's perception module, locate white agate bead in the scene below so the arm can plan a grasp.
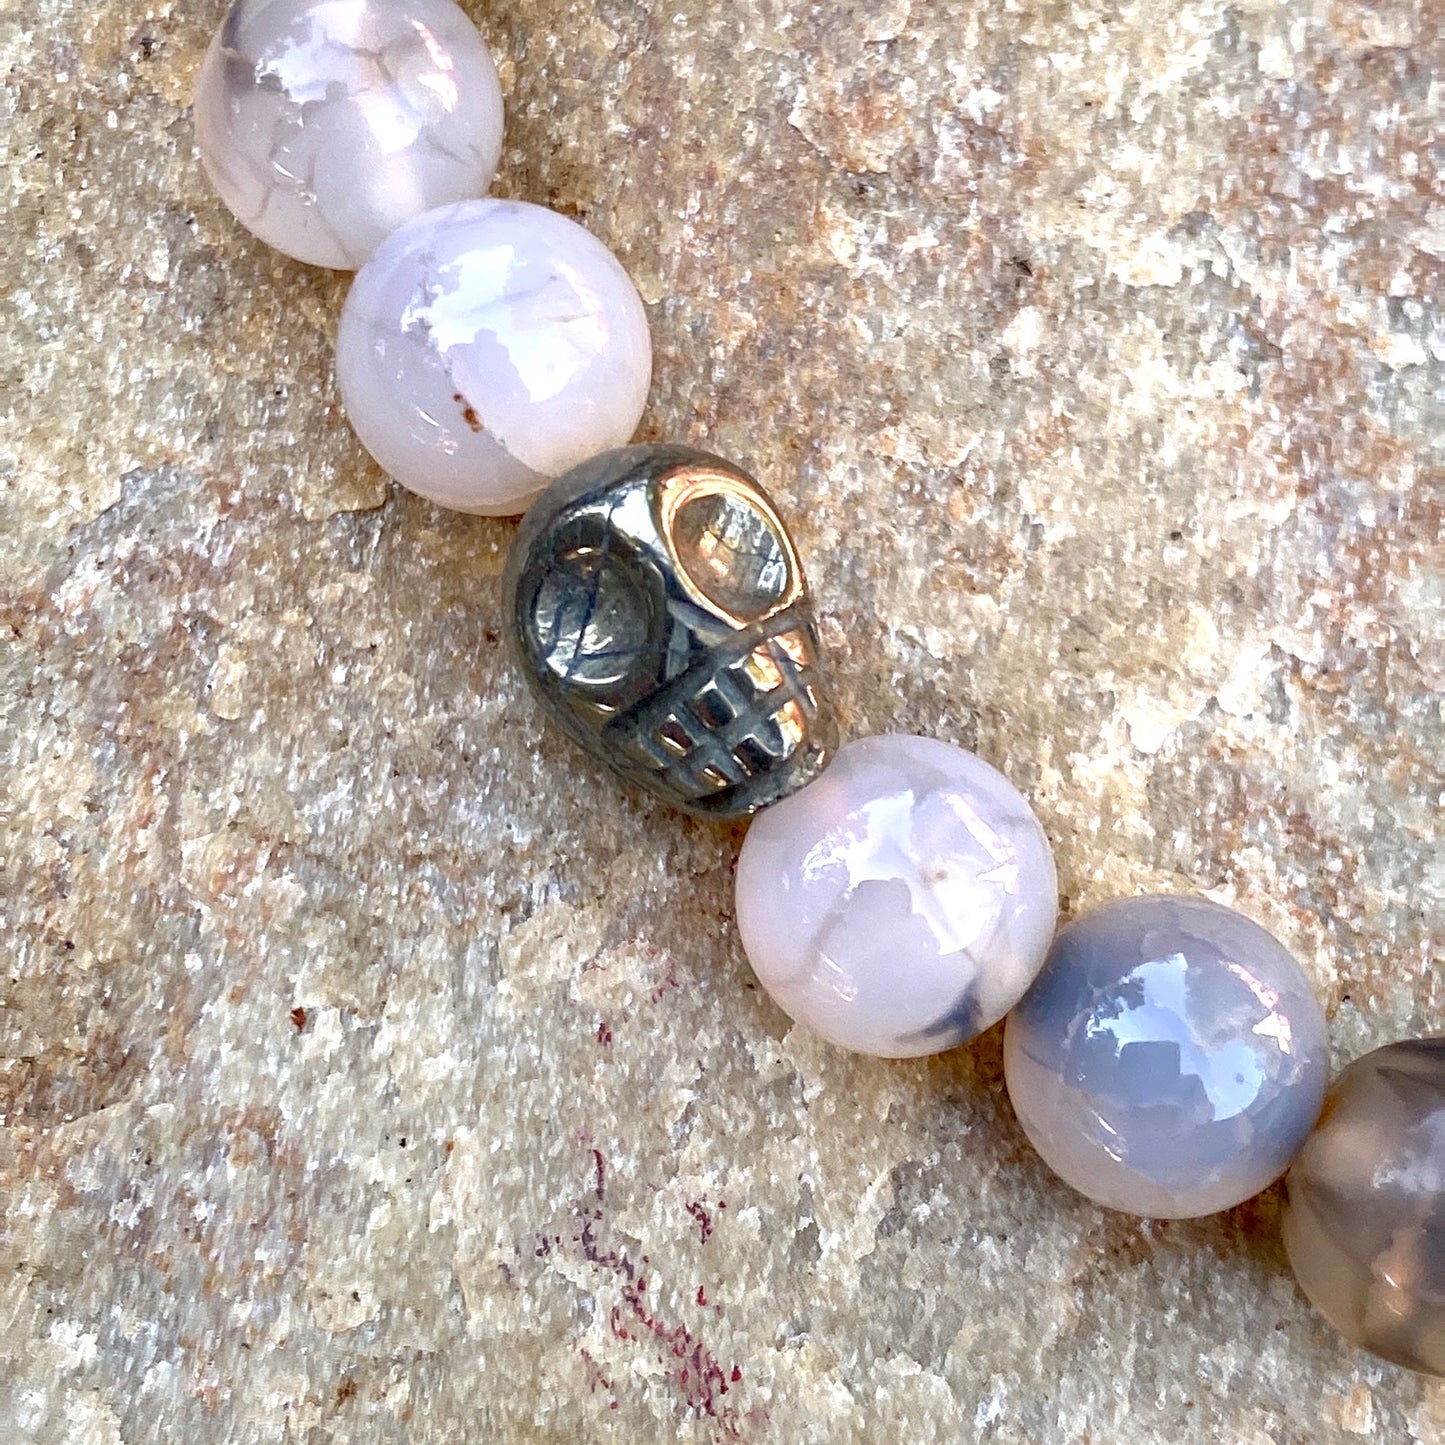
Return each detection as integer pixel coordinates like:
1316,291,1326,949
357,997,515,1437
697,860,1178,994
336,199,653,516
735,735,1059,1058
195,0,505,269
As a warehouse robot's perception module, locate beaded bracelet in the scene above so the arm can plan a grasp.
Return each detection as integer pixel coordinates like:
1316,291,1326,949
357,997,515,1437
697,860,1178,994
194,0,1443,1379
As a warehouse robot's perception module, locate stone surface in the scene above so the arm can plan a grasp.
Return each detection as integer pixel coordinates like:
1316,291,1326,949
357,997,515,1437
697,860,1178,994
737,735,1058,1057
505,445,836,819
1283,1038,1445,1377
1004,895,1330,1218
2,0,1442,1441
337,198,652,513
195,0,505,269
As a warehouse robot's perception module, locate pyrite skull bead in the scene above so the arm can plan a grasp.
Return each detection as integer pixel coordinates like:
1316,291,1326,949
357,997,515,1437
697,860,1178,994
503,446,837,819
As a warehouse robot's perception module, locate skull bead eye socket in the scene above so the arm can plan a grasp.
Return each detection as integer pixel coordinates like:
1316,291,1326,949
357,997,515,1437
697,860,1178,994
669,483,795,624
529,536,656,690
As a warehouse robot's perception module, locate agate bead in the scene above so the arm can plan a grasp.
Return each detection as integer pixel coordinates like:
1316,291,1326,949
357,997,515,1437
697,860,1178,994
1282,1037,1444,1376
1003,895,1329,1217
735,734,1058,1058
336,199,653,515
195,0,505,270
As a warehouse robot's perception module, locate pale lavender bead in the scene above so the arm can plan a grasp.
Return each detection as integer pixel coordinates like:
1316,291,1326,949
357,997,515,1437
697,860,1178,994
1003,895,1329,1218
195,0,504,269
735,735,1059,1059
335,199,653,515
1282,1038,1444,1376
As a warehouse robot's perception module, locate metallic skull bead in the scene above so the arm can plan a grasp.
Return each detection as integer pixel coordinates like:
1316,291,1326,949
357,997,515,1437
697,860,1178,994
503,445,837,819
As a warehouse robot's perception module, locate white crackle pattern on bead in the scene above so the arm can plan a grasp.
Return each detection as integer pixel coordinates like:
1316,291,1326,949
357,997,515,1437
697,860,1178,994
736,734,1059,1058
194,0,505,268
336,198,653,514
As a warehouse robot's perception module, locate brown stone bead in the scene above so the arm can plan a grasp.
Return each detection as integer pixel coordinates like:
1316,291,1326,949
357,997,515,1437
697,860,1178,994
1282,1037,1444,1376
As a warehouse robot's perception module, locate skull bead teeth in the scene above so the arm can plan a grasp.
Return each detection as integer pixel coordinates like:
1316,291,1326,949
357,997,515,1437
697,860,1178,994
504,445,838,819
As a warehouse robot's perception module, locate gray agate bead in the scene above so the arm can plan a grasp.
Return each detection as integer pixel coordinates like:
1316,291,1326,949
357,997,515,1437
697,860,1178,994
1003,895,1329,1218
1282,1038,1444,1376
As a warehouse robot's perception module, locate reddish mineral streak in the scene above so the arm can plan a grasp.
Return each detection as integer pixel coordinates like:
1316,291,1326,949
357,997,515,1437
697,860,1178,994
607,1284,742,1429
579,1348,619,1412
686,1200,715,1242
557,1149,747,1432
648,955,682,1005
289,1006,306,1031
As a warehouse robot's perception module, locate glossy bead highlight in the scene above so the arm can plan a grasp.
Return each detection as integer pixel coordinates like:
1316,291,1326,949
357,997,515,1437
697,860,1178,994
1003,895,1329,1218
1282,1038,1444,1376
195,0,505,269
736,735,1058,1058
336,199,653,514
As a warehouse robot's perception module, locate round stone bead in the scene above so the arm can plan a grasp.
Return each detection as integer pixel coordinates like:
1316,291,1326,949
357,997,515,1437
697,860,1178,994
735,734,1058,1058
194,0,504,269
1003,895,1329,1218
1282,1038,1444,1376
336,199,652,515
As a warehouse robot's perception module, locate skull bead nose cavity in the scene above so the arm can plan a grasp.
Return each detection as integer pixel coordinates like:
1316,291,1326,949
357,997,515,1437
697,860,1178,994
504,445,838,820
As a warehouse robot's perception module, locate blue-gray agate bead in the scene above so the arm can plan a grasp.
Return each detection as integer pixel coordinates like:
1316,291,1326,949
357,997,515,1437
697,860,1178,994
1003,895,1329,1218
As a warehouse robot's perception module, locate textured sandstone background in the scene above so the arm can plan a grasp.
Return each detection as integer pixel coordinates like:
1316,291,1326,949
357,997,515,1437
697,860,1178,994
2,0,1442,1441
